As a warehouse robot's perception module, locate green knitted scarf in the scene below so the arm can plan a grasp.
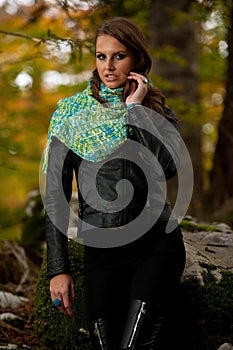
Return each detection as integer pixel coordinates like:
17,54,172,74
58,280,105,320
43,81,127,172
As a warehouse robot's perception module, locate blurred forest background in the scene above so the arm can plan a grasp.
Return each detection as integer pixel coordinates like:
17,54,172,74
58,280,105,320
0,0,233,242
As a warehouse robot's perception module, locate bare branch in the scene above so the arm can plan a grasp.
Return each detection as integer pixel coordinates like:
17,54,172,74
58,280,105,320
0,29,78,48
0,30,42,43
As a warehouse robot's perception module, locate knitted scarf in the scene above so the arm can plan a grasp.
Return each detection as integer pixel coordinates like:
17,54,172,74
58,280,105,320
42,82,127,172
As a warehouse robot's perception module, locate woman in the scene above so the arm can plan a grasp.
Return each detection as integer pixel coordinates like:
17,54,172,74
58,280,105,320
45,17,186,349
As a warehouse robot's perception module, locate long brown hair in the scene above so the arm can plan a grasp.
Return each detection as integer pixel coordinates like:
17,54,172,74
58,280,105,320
90,17,166,116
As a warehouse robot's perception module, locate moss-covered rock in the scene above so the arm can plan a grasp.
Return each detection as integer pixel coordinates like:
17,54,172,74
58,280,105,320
33,240,91,350
177,270,233,350
180,219,220,233
34,238,233,350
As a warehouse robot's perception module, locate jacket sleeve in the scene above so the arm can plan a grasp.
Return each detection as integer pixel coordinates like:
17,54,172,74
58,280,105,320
126,104,180,181
45,136,73,279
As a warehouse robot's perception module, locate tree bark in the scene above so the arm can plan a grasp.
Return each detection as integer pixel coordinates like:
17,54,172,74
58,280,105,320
149,0,203,216
206,3,233,220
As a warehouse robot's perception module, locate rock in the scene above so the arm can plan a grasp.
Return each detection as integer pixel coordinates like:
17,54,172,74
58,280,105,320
182,239,210,285
0,312,25,328
218,344,233,350
212,222,233,234
0,291,28,308
0,313,22,321
183,230,233,276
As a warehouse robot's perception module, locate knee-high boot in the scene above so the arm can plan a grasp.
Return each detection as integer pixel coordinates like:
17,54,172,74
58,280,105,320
90,317,119,350
120,299,166,349
90,318,111,350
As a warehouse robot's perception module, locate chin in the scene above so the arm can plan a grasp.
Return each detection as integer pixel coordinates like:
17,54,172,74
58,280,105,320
105,81,124,89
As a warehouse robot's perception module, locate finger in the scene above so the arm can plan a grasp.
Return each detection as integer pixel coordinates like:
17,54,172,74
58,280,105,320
70,281,75,305
52,295,71,317
128,81,136,94
50,290,61,305
61,293,74,318
128,74,148,88
53,297,62,308
51,295,68,316
50,291,56,301
128,74,142,83
128,72,146,80
50,289,65,311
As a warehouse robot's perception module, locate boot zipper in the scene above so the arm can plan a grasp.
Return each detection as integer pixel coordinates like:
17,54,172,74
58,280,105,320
94,321,104,350
128,301,147,347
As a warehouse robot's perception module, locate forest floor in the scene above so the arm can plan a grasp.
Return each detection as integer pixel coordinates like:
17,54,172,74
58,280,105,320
0,298,47,349
0,241,47,350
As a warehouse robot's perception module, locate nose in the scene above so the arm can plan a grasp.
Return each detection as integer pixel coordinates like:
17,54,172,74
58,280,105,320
105,57,115,71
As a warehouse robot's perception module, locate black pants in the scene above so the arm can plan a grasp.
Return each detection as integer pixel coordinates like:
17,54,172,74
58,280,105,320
84,222,186,349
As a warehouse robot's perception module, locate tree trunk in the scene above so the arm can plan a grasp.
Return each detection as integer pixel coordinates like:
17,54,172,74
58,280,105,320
206,3,233,221
149,0,203,217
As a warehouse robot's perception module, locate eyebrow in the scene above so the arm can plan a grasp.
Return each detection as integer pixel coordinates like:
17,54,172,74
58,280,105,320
95,50,128,54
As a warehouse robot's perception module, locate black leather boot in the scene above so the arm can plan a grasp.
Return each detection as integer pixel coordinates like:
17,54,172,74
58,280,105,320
120,299,166,349
90,317,117,350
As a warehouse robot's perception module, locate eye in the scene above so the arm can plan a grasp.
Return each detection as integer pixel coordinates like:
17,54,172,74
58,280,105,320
115,53,126,60
96,53,105,60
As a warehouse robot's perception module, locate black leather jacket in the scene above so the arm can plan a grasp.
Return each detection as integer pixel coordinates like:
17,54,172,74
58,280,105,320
45,104,180,279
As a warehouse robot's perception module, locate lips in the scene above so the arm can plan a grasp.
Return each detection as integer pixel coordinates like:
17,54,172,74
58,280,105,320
105,74,118,81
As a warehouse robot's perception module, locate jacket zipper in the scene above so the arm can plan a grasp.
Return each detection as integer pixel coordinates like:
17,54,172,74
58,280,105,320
123,157,129,224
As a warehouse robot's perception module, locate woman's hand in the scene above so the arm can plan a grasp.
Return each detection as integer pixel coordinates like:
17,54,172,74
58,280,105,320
50,274,75,317
125,72,149,106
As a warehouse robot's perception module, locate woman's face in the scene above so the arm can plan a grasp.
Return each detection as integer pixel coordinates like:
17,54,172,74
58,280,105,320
96,35,135,89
